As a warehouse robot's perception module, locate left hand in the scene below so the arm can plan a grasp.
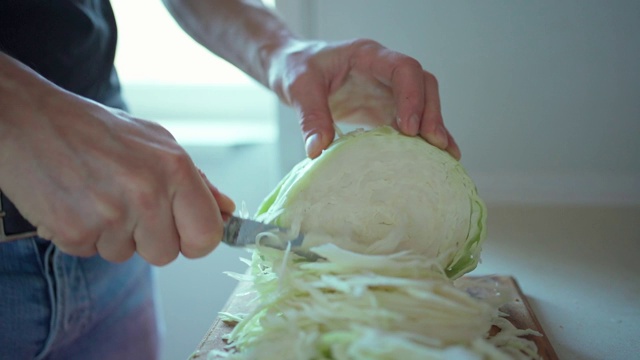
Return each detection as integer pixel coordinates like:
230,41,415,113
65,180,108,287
266,38,460,160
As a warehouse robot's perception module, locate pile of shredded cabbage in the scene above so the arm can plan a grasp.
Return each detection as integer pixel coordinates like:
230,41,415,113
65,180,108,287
209,244,541,360
208,127,542,360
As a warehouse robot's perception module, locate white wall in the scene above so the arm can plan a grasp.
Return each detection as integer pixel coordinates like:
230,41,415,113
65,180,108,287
276,0,640,205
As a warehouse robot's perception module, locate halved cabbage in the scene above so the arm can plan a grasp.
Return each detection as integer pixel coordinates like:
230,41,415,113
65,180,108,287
255,126,487,278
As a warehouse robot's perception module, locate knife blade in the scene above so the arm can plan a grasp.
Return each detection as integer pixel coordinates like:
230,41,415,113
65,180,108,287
222,215,320,261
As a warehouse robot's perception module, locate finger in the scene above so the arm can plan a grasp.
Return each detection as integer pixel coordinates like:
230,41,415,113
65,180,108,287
95,227,136,263
89,200,136,263
198,169,236,216
291,75,336,159
445,128,462,160
419,72,449,150
389,62,425,136
367,51,425,136
212,190,235,216
133,197,180,266
172,167,223,259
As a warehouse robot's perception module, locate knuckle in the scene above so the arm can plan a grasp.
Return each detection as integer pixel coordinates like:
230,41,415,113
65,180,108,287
149,121,177,140
349,38,382,51
149,249,179,266
130,185,158,213
348,39,383,64
124,148,193,204
56,223,93,248
424,70,439,87
96,200,126,228
162,148,193,177
133,117,173,135
54,232,96,257
395,55,422,71
286,71,316,95
110,108,130,119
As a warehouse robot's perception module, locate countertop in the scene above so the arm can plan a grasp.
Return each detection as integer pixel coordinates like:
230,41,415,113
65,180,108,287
470,205,640,360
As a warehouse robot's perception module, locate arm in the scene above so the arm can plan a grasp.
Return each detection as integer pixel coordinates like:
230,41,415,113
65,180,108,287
162,0,293,88
162,0,460,159
0,52,235,264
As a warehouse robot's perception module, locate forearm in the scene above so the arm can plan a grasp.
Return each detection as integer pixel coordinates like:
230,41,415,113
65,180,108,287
162,0,298,88
0,53,51,167
0,53,33,132
0,53,62,128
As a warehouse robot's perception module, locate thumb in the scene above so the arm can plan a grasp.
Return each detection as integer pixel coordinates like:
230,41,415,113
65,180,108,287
294,83,335,159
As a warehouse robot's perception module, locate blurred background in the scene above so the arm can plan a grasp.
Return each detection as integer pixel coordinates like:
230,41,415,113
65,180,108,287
111,1,639,359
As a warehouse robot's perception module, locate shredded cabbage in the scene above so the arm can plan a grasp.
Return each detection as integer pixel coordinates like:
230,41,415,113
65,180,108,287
210,127,541,360
212,247,541,360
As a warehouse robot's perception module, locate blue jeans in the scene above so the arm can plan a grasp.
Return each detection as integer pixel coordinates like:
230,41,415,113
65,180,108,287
0,237,162,359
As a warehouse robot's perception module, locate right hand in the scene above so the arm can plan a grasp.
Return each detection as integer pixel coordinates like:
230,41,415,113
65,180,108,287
0,57,235,266
265,39,461,160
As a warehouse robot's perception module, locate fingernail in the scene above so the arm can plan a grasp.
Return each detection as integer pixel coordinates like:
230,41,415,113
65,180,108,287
398,114,419,135
305,133,323,158
451,146,462,161
408,114,420,134
427,125,448,149
436,125,448,145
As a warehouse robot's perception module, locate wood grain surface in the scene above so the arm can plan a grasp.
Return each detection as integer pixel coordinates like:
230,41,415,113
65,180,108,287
190,275,558,360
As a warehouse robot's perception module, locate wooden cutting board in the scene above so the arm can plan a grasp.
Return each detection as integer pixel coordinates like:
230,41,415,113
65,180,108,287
190,275,558,360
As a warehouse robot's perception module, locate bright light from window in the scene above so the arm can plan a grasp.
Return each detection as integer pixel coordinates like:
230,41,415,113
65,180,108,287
111,0,273,85
110,0,278,146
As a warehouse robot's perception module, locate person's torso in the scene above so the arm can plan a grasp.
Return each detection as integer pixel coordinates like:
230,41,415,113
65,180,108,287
0,0,126,109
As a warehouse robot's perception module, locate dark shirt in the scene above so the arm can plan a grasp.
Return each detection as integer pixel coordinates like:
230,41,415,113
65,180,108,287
0,0,125,234
0,0,126,109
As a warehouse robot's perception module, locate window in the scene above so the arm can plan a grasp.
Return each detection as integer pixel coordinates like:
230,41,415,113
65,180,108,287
111,0,277,146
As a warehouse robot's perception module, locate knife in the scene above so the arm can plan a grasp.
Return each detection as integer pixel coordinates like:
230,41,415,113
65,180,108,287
1,195,318,260
222,215,320,261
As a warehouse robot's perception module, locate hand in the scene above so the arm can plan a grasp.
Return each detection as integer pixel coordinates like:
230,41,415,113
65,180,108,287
0,58,235,265
267,39,460,160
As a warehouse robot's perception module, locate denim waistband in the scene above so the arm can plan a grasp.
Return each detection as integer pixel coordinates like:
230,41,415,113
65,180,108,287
0,237,162,359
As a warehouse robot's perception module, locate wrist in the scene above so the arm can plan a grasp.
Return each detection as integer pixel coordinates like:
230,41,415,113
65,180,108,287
260,36,299,91
0,53,68,152
263,39,328,104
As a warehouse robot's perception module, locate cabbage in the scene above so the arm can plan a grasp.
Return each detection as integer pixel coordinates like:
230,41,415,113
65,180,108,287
212,247,541,360
255,126,487,278
209,127,541,360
